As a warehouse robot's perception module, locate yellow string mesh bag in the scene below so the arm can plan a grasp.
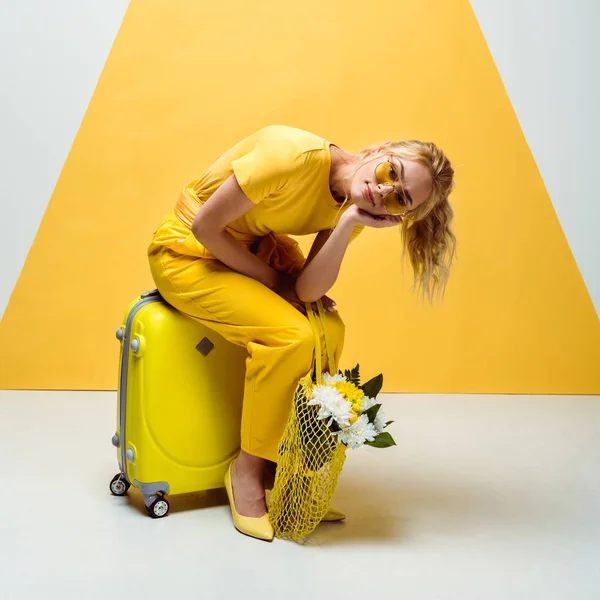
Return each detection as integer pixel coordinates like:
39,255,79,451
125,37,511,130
268,300,347,541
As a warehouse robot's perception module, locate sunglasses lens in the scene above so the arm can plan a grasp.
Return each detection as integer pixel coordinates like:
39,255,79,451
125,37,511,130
375,161,396,185
384,193,406,214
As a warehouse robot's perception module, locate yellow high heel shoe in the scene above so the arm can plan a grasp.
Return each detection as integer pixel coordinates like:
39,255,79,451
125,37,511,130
224,461,274,542
321,507,346,522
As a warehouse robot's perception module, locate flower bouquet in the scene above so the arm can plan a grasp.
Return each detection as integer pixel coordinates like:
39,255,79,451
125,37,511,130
308,365,396,450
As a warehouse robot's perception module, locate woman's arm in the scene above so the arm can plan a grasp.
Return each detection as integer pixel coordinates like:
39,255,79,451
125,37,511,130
295,205,404,302
295,215,356,302
191,175,280,289
303,229,333,270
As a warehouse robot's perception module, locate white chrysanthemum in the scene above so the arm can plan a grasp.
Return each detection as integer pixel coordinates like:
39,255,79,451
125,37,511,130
308,384,340,407
321,372,347,384
360,396,378,412
373,408,389,433
337,414,378,450
308,385,353,428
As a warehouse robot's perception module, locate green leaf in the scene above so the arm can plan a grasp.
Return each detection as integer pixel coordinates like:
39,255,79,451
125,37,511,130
385,420,394,427
349,364,360,386
365,432,396,448
360,373,383,399
363,403,382,424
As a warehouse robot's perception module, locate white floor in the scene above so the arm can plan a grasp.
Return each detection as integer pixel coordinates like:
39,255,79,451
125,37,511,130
1,391,598,599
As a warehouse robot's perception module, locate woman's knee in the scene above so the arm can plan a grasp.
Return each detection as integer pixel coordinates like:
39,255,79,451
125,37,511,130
288,317,315,354
269,312,313,360
285,309,345,353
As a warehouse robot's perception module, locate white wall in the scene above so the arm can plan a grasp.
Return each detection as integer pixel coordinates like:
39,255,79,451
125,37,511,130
0,0,598,320
0,1,130,320
470,0,600,316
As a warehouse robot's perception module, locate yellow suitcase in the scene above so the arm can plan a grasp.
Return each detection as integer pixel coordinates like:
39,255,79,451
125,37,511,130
109,289,246,518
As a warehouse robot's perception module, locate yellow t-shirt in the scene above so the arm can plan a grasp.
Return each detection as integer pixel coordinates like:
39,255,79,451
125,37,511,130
152,125,364,263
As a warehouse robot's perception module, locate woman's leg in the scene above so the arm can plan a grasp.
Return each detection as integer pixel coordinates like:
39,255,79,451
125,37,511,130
148,243,346,517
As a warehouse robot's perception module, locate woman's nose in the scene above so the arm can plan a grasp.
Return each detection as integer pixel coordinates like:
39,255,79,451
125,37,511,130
377,182,395,197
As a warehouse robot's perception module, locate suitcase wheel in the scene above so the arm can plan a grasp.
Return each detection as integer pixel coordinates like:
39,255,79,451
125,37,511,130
109,473,130,496
146,494,170,519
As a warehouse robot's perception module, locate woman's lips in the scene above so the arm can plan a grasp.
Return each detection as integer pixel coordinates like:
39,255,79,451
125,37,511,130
364,185,375,205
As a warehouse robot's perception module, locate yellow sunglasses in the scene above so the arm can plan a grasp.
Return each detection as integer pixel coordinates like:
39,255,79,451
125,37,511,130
374,157,409,215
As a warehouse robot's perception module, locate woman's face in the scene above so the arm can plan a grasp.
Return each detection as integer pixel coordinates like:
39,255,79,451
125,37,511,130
349,154,433,216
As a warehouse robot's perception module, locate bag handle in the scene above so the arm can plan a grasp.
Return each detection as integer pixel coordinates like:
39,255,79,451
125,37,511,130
304,299,338,385
316,300,337,377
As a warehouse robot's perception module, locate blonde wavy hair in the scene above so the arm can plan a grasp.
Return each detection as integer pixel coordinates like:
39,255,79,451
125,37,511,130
336,139,456,302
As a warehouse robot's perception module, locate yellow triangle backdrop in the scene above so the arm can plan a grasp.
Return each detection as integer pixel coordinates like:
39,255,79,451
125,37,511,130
1,0,598,392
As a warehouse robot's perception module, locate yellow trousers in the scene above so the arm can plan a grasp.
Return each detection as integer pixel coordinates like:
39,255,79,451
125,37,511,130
147,214,344,463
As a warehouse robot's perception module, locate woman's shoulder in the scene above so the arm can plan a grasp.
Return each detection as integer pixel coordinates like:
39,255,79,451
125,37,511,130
256,125,327,155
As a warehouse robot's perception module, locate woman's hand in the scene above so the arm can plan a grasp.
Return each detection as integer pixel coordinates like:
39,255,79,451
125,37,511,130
273,273,336,315
341,204,404,229
319,294,337,312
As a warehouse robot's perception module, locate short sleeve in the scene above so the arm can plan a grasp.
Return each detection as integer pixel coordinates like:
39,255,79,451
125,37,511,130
231,136,297,204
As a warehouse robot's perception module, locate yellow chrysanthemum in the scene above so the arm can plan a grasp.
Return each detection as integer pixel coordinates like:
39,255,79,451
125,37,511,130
349,410,359,424
333,381,364,404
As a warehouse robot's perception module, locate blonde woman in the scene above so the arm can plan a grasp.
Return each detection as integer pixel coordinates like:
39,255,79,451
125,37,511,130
147,125,455,541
